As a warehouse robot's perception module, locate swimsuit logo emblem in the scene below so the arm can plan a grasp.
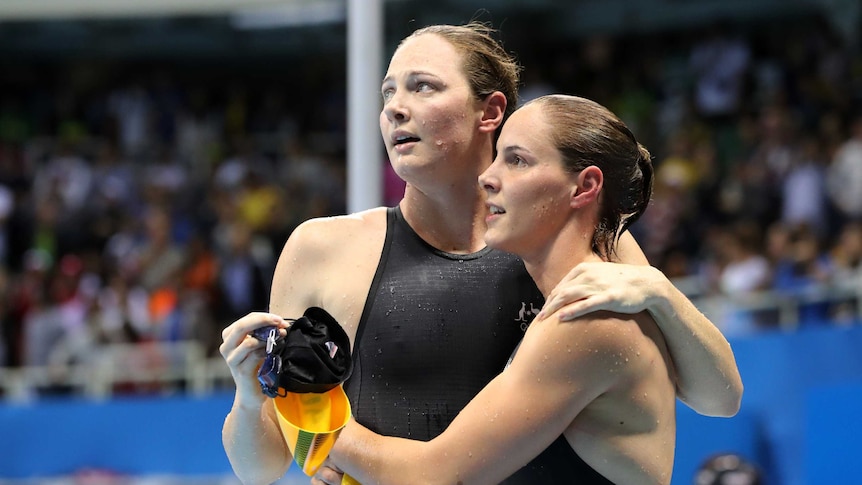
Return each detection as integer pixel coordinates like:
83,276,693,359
515,302,540,331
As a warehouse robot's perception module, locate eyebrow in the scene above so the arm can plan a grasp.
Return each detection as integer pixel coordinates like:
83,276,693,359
381,70,438,86
501,145,532,155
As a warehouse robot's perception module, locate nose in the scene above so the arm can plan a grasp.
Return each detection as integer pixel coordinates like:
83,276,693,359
478,161,500,194
382,91,408,124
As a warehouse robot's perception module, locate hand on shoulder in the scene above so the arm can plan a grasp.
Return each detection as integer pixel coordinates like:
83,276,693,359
538,262,669,322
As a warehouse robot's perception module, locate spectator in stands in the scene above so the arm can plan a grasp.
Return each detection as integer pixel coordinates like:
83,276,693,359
689,22,751,123
716,222,771,297
825,222,862,323
826,115,862,224
781,136,829,238
135,206,186,294
213,221,269,339
107,82,152,158
704,222,772,336
770,223,832,324
93,272,150,345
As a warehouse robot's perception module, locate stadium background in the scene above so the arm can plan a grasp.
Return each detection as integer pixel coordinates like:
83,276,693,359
1,0,862,484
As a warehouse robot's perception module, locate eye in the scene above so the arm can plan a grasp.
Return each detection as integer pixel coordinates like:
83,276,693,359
508,155,529,168
416,81,433,93
381,88,394,102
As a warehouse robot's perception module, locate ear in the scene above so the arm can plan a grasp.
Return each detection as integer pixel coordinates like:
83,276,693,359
571,166,603,209
478,91,507,134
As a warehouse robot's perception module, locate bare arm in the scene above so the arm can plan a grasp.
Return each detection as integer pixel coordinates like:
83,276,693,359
221,313,293,485
538,231,743,416
327,316,637,485
221,221,326,484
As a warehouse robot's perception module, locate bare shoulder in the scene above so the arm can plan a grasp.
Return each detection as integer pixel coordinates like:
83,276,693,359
518,311,664,381
269,208,389,324
284,207,389,256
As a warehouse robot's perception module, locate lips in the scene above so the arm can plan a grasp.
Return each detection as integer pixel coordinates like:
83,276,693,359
394,136,420,145
391,131,420,146
486,204,506,222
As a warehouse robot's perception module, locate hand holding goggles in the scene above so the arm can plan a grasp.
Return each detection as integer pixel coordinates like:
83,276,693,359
255,325,289,398
251,307,357,482
253,307,353,398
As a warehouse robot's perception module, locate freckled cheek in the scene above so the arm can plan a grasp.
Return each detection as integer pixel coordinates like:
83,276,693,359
426,106,470,147
528,191,567,222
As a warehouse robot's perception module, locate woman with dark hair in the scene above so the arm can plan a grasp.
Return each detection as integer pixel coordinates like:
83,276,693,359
322,95,676,484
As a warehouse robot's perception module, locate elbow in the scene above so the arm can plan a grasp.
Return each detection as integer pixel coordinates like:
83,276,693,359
713,372,744,417
719,379,744,417
679,379,744,418
708,385,745,418
239,477,272,485
230,464,290,485
707,396,742,418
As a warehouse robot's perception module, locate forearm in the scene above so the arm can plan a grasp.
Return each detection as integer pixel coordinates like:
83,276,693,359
331,363,574,485
330,422,440,485
649,271,743,416
223,395,292,485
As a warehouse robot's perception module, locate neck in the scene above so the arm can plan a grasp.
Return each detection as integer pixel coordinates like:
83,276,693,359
397,137,495,254
400,178,489,254
521,223,603,299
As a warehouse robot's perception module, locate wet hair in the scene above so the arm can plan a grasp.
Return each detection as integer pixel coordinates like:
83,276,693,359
525,94,654,259
404,23,522,126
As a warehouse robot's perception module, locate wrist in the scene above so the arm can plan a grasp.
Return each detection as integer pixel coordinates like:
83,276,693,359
644,265,674,317
232,390,268,413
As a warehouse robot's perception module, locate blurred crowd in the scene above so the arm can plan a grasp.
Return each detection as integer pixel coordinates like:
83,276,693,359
0,67,351,375
0,16,861,385
516,18,862,333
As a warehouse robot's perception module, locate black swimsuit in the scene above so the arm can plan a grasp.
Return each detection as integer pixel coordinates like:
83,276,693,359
344,206,612,483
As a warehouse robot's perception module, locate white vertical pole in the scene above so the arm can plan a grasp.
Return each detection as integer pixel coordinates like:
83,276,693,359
347,0,383,212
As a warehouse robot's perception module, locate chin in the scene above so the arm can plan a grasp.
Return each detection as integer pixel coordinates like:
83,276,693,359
484,233,511,253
